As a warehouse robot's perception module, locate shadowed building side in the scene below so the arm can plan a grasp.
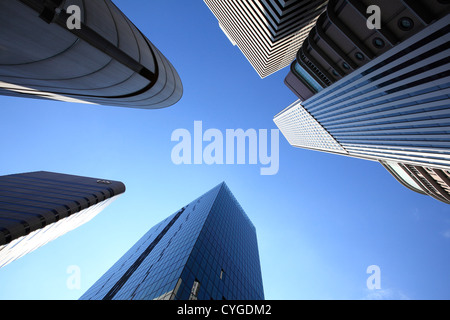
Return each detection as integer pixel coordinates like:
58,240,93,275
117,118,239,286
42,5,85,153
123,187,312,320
0,171,125,268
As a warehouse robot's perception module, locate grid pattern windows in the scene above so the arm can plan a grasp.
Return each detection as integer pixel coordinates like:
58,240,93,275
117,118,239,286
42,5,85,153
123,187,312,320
276,15,450,168
175,183,264,300
274,100,347,154
80,182,264,300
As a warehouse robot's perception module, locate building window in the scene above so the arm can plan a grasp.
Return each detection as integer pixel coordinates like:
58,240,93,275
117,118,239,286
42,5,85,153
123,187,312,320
372,37,385,49
355,52,365,61
398,17,414,31
342,62,350,70
293,62,324,93
189,280,200,300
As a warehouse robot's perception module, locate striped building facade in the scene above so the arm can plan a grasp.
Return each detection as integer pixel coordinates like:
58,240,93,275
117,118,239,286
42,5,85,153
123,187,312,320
275,0,450,203
204,0,328,78
381,161,450,204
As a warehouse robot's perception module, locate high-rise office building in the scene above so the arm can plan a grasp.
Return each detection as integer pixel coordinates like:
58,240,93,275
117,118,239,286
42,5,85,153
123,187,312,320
274,0,450,203
284,0,449,100
275,99,450,204
0,0,182,109
204,0,328,78
0,171,125,268
80,182,264,300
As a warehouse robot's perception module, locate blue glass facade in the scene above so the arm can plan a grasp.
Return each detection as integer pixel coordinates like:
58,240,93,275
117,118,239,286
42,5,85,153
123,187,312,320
80,182,264,300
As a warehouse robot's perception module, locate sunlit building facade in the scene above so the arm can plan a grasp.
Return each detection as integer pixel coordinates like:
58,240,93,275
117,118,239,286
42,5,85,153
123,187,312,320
0,171,125,268
275,0,450,203
273,100,346,155
80,182,265,300
0,0,182,108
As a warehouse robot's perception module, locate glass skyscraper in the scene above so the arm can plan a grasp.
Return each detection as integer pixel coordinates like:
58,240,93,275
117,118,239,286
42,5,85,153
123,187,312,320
80,182,265,300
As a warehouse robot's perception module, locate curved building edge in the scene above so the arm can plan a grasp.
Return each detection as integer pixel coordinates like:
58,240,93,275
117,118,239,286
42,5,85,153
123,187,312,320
0,0,183,109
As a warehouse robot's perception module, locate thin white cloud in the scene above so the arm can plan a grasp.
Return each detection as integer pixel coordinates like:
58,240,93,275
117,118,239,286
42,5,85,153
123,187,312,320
442,229,450,238
363,288,410,300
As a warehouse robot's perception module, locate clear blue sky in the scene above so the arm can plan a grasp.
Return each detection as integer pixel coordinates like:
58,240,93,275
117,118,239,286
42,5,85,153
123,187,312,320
0,0,449,300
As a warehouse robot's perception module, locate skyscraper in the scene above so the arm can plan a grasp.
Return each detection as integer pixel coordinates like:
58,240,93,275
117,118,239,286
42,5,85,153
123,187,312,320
80,182,264,300
0,0,182,109
284,0,449,99
0,171,125,268
204,0,328,78
274,0,450,203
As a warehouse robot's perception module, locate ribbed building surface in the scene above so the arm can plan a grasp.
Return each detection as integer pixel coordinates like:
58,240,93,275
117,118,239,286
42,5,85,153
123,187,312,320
0,171,125,268
285,0,450,100
275,0,450,203
204,0,328,78
0,0,182,109
297,16,450,168
80,182,264,300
